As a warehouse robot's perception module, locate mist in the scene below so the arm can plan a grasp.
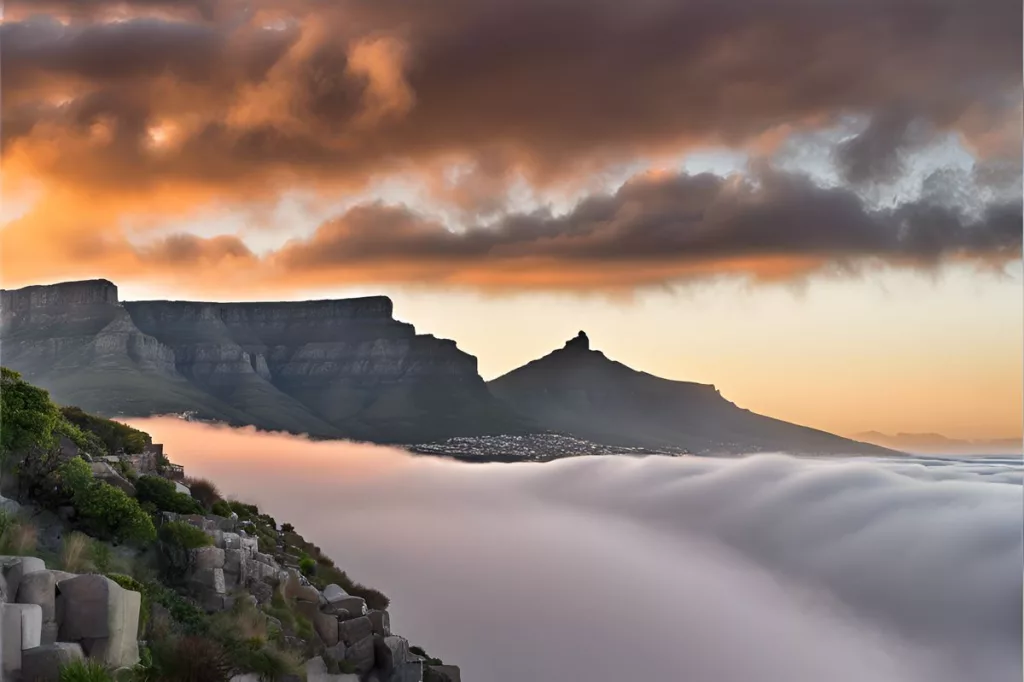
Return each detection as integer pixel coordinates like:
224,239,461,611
131,418,1022,682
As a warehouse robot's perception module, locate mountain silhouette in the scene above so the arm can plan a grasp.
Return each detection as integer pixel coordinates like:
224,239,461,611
488,331,895,455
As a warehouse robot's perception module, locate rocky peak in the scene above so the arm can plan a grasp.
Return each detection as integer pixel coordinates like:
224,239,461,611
1,279,119,314
563,330,590,351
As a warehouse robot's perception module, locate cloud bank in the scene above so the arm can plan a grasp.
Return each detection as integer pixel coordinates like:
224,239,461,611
2,0,1021,292
136,418,1023,682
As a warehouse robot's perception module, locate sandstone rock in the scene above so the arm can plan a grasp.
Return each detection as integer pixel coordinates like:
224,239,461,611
20,642,86,682
0,555,45,601
2,602,43,675
333,596,367,620
240,536,259,556
88,462,136,496
373,635,411,675
367,609,390,637
322,584,347,603
344,635,375,675
338,616,372,646
191,546,226,570
314,609,339,647
429,665,462,682
56,574,141,667
17,570,56,622
221,533,242,551
191,568,226,594
248,581,274,605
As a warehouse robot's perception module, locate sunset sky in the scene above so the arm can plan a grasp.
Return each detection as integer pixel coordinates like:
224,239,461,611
1,0,1021,439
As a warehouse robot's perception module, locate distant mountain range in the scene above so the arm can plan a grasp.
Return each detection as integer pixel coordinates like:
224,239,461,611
1,279,895,456
853,431,1021,455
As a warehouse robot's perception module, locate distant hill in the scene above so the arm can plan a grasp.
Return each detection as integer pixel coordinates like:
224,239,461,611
488,331,898,456
853,431,1021,455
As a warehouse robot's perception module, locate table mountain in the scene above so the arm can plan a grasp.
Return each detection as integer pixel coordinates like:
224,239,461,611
488,331,895,455
0,279,527,442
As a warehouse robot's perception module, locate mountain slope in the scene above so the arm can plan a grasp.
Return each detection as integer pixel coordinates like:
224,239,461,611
488,331,897,455
1,279,529,442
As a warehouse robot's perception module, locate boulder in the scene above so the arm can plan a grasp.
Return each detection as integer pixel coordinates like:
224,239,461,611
373,636,411,675
367,610,390,637
338,616,372,646
243,558,278,583
333,596,367,620
221,533,242,551
240,536,259,556
314,609,339,647
88,463,136,496
191,568,226,594
20,642,86,682
224,549,244,575
430,665,462,682
174,481,191,496
285,571,320,604
56,574,141,667
322,584,347,603
323,641,347,666
0,555,45,601
344,635,375,675
17,570,56,622
253,552,276,566
2,602,43,675
248,581,274,605
17,570,59,643
191,546,225,570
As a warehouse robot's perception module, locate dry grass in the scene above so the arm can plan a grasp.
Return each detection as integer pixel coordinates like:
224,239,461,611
60,532,94,573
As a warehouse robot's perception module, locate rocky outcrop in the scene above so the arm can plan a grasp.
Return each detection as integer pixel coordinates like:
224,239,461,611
1,280,529,443
0,556,143,680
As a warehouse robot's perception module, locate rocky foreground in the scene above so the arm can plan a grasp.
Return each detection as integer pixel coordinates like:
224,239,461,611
0,368,460,682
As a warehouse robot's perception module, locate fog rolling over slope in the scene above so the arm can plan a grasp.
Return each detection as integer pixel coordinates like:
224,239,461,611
134,418,1023,682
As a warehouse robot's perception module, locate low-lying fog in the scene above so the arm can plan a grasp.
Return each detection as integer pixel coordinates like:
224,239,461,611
132,418,1022,682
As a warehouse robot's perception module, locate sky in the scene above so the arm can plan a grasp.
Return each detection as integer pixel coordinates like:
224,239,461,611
1,0,1022,439
136,418,1024,682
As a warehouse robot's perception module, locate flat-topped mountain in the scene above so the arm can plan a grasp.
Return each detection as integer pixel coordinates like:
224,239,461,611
0,279,527,442
488,331,894,455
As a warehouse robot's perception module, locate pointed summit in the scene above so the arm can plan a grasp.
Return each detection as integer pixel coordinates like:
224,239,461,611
564,330,590,351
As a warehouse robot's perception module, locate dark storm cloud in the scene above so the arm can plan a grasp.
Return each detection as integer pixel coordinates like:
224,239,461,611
272,168,1021,283
2,0,1020,189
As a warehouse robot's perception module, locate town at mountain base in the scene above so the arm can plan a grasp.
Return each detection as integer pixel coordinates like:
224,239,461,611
0,368,458,682
0,280,893,457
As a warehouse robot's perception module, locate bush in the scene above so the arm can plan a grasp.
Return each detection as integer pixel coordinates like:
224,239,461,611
143,581,208,636
184,477,221,511
59,406,151,455
91,540,113,573
58,659,114,682
159,521,212,550
210,500,232,518
0,510,37,556
73,480,156,544
298,556,315,577
136,476,202,515
59,457,93,495
61,532,94,573
280,523,294,533
0,367,60,458
148,636,231,682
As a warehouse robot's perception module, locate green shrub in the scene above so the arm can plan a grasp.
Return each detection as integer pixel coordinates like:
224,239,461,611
73,480,156,544
148,636,231,682
210,500,232,517
59,457,93,495
298,556,315,577
59,659,114,682
0,367,60,458
159,521,212,550
59,406,151,455
143,582,208,635
91,541,113,573
227,643,297,681
280,523,294,533
0,510,37,556
136,476,202,515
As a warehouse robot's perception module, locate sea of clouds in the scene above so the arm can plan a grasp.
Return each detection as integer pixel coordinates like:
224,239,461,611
133,419,1022,682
